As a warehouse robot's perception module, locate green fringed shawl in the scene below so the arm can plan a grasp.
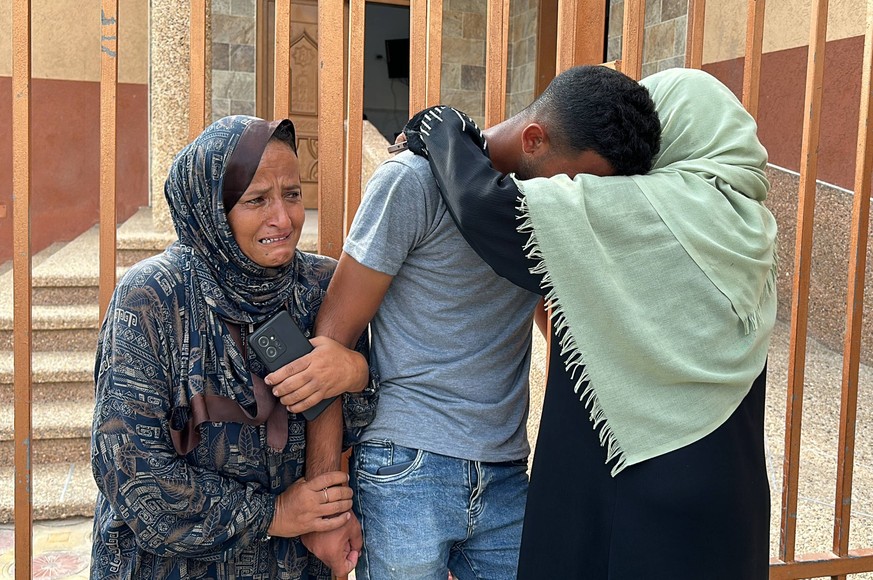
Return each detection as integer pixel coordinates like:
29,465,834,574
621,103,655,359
516,68,778,475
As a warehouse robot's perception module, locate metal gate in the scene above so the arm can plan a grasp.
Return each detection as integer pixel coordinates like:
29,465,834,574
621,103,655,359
9,0,873,578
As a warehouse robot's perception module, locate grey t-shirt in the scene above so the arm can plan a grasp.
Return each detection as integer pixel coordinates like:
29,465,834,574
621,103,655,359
344,151,539,462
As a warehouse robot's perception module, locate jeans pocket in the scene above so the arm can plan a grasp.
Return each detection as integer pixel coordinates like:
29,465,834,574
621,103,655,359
353,440,423,481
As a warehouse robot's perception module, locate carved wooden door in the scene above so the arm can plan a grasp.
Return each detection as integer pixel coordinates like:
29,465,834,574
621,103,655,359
261,0,320,209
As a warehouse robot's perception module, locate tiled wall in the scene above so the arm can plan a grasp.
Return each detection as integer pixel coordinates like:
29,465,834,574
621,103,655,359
607,0,688,78
507,0,538,117
439,0,539,125
440,0,488,125
212,0,257,121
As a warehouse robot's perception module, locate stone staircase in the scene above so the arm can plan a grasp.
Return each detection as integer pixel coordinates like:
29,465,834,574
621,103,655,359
0,208,175,522
0,121,386,525
0,208,319,523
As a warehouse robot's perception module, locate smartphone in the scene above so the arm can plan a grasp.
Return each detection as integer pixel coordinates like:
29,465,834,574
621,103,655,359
387,141,408,154
376,460,415,476
248,310,336,421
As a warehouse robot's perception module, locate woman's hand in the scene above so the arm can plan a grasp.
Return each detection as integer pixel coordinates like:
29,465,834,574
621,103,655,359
266,336,369,413
267,471,353,538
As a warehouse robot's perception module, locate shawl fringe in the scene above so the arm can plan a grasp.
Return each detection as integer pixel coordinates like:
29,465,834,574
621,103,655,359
742,248,779,335
516,192,628,476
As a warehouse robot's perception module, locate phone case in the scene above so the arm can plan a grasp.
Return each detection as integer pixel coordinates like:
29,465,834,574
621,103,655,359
248,310,335,421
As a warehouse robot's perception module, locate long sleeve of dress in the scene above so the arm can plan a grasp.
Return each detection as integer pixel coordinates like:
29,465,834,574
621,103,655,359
91,273,275,562
418,120,546,295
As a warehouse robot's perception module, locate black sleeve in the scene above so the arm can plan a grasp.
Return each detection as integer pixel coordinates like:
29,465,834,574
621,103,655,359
424,124,545,295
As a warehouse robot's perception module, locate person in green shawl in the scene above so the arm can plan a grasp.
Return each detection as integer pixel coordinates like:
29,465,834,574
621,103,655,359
401,68,777,578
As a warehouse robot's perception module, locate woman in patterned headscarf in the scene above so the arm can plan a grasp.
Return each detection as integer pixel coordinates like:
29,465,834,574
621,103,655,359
90,116,377,579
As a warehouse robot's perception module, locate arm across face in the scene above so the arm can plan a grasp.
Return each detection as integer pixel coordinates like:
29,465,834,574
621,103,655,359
403,106,545,294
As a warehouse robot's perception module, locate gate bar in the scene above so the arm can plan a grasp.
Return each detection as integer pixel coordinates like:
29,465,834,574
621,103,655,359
344,0,365,235
99,0,119,318
426,0,443,107
780,0,830,563
685,0,705,69
318,0,345,258
12,0,33,577
485,0,510,126
621,0,645,80
556,0,579,74
832,1,873,574
741,0,766,119
770,548,873,579
273,0,291,119
556,0,607,73
409,0,428,116
189,0,207,140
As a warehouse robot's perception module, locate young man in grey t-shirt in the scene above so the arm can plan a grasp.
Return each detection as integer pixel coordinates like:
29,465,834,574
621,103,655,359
269,66,662,578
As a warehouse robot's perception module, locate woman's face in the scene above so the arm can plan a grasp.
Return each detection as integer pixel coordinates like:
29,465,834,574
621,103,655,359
227,141,304,268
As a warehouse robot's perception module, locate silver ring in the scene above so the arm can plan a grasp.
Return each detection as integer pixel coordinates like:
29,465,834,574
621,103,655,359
322,488,329,504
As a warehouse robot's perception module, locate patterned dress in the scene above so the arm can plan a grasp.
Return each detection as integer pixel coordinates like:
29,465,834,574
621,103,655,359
91,248,377,579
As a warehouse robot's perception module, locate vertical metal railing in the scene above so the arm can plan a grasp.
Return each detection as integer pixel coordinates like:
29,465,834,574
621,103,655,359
685,0,705,69
189,0,208,141
426,0,443,107
621,0,645,80
100,0,119,318
274,0,292,120
318,0,345,259
832,3,873,577
556,0,607,73
485,0,510,127
779,0,829,567
11,0,33,578
742,0,766,119
344,0,366,235
409,0,428,119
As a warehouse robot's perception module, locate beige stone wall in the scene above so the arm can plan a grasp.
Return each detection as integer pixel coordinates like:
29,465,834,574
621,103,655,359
212,0,257,120
439,0,487,126
704,0,864,64
0,0,148,82
604,0,865,69
607,0,688,78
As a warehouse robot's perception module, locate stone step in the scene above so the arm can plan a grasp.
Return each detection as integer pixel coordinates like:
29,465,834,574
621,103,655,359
0,350,95,384
0,305,100,351
0,350,95,403
0,461,97,523
0,399,93,465
115,208,176,268
30,266,134,307
0,208,171,309
0,379,94,405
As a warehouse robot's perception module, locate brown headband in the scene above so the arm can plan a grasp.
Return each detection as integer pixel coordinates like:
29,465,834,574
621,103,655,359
222,119,282,212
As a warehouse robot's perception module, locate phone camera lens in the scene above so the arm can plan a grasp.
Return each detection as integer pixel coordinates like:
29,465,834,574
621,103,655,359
257,336,270,348
266,346,277,359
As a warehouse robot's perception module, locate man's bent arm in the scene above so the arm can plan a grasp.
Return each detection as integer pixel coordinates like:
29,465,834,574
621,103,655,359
305,400,343,474
317,251,394,347
305,251,392,475
301,252,393,572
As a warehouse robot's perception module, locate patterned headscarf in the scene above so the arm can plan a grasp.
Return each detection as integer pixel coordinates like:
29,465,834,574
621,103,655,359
164,115,298,324
161,115,302,448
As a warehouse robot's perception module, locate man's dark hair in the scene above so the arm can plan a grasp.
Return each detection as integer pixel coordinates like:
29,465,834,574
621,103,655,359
526,65,661,175
269,119,298,155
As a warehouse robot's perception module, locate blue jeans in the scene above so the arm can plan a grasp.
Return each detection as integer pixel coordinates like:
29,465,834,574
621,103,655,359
350,440,528,580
